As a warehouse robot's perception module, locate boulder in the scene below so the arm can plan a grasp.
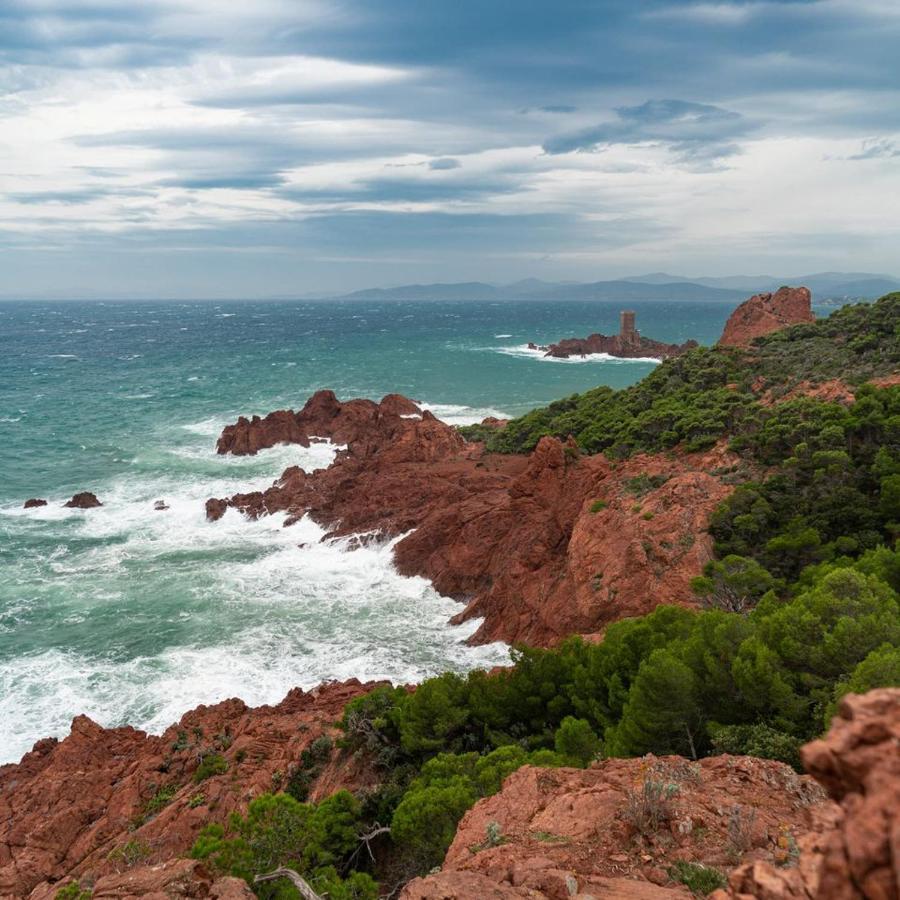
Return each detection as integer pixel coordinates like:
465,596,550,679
23,498,48,509
64,492,102,509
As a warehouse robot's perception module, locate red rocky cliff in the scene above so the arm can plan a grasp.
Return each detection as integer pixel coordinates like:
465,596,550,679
0,681,378,899
207,392,738,647
718,286,814,348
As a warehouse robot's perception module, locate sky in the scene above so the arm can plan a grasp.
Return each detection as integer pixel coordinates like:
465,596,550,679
1,0,899,298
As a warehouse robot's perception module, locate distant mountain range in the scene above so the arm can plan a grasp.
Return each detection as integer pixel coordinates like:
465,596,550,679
325,272,900,304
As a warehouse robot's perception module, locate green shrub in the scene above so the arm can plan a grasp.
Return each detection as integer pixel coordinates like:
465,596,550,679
553,717,601,766
709,723,803,771
194,754,228,783
590,499,608,513
55,883,92,900
668,860,727,895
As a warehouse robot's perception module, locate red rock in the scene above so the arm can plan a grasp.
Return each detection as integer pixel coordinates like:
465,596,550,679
0,681,379,898
23,499,47,509
64,492,102,509
716,688,900,899
404,755,827,900
718,287,814,348
209,392,739,646
480,417,509,430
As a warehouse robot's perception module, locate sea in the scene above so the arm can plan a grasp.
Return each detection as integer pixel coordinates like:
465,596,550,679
0,297,736,764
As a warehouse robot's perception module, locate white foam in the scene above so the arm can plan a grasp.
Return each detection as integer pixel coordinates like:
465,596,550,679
494,333,513,338
493,344,661,364
0,522,509,764
419,401,510,426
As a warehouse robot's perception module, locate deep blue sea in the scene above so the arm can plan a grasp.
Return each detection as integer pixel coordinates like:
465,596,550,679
0,297,735,763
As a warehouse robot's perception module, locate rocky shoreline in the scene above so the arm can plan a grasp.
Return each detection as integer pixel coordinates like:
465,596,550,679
8,285,891,900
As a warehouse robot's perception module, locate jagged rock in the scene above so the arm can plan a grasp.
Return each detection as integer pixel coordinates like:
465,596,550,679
64,492,102,509
406,755,828,899
718,286,814,348
0,682,379,898
711,688,900,899
209,392,738,646
153,500,169,511
23,498,47,509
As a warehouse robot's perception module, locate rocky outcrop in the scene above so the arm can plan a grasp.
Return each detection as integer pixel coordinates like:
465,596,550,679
23,499,47,509
544,333,697,361
209,392,738,646
64,492,102,509
406,754,830,900
713,688,900,899
718,286,814,348
0,681,378,899
28,861,254,900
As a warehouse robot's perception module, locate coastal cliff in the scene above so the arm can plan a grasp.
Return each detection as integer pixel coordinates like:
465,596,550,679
4,290,898,900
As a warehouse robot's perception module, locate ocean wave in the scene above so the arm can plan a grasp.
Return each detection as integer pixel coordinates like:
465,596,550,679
493,344,661,365
0,522,509,764
494,333,513,338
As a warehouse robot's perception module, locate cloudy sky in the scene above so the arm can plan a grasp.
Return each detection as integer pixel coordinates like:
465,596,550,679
1,0,899,298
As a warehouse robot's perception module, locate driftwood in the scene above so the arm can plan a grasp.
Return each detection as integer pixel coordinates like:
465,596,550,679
254,867,325,900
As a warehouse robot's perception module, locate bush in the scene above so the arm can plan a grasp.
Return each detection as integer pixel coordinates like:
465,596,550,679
194,753,228,783
191,791,374,900
709,723,803,771
554,716,601,766
668,860,727,895
622,779,679,835
55,884,92,900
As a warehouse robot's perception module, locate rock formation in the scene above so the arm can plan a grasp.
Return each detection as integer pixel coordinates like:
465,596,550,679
64,492,102,509
403,754,831,899
539,311,697,360
718,286,814,348
0,681,378,899
713,688,900,899
23,498,47,509
207,392,737,646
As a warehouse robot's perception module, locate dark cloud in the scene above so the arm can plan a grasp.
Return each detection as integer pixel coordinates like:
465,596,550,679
429,158,461,170
846,138,900,160
543,99,751,164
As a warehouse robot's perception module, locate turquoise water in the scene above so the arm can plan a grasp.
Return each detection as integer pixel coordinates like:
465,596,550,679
0,298,733,763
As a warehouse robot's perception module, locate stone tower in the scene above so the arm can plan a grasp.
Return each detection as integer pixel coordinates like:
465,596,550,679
620,310,638,343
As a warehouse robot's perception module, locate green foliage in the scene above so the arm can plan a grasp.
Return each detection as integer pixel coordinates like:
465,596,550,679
711,386,900,581
553,716,601,766
191,791,376,900
668,860,727,896
621,778,680,835
589,499,608,513
826,643,900,725
142,784,176,819
709,723,803,771
107,839,151,869
286,735,334,802
194,753,228,783
690,555,779,613
390,779,477,870
55,883,92,900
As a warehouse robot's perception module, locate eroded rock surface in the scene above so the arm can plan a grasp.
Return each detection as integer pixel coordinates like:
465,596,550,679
209,392,737,646
718,286,814,348
409,755,829,899
713,688,900,899
0,681,378,899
